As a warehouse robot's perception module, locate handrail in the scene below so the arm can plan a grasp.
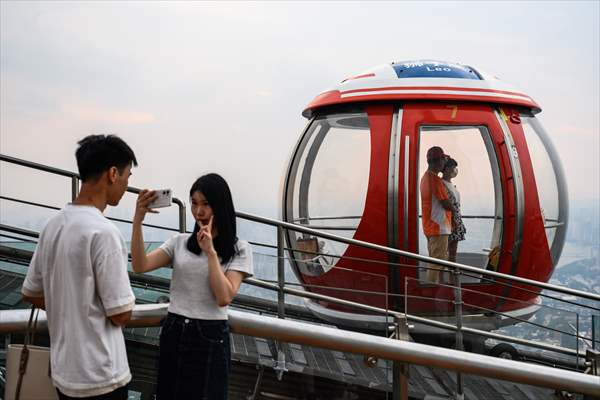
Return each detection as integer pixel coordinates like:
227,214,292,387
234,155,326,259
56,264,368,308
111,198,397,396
544,222,565,229
2,152,597,302
297,225,357,231
0,198,182,233
0,155,593,355
2,152,599,366
0,233,36,243
0,224,40,239
237,211,600,302
250,241,599,313
403,276,600,316
1,154,187,233
245,277,587,358
294,215,503,221
0,306,597,396
0,223,588,358
1,191,597,357
0,235,588,359
0,154,78,178
3,153,598,397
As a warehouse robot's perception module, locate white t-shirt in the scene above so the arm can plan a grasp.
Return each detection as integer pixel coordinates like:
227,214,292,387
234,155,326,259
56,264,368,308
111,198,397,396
22,204,135,397
159,234,253,320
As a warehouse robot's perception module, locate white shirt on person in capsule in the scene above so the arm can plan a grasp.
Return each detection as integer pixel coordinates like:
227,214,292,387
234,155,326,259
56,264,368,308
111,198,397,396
22,204,135,397
159,234,254,320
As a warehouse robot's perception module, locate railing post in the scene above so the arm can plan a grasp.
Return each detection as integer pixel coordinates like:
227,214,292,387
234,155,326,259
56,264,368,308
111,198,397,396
71,176,79,201
178,203,186,233
593,315,598,350
277,225,285,319
576,313,580,370
392,314,410,400
274,225,287,380
453,267,464,400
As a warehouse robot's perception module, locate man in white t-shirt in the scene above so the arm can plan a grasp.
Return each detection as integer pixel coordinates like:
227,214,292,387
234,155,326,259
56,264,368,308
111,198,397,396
22,135,137,400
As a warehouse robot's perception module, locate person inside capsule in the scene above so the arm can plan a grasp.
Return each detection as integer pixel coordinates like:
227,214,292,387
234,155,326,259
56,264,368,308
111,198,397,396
441,157,466,263
420,147,453,283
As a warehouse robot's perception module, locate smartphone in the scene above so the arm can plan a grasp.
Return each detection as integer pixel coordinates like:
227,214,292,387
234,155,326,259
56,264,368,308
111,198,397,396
148,189,172,209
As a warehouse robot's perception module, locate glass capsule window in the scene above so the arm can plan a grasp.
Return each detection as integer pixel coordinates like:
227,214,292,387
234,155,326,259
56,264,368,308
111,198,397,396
285,112,371,276
521,115,565,262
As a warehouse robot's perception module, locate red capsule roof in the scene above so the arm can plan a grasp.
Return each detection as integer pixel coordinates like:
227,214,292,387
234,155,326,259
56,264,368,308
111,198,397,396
303,60,541,118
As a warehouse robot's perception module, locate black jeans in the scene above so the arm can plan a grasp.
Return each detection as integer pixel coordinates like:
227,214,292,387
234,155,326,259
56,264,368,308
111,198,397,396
156,312,231,400
56,384,128,400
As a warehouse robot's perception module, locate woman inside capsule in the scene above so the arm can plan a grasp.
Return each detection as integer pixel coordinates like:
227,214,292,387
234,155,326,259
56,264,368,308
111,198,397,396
441,158,466,262
131,174,254,399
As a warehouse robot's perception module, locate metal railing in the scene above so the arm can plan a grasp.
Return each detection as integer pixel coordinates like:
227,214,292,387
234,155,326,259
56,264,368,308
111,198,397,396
0,238,597,392
2,153,598,302
0,236,590,361
0,154,187,233
2,154,599,358
0,306,598,396
2,153,600,398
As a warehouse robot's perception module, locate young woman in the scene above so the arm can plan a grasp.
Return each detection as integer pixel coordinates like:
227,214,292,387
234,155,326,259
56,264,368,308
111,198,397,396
131,173,253,399
441,158,466,262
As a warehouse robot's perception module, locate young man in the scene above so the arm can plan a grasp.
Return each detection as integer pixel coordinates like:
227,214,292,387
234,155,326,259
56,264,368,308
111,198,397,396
22,135,137,400
419,146,453,283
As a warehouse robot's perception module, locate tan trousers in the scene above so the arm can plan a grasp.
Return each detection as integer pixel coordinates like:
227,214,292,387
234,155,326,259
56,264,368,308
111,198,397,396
426,235,449,284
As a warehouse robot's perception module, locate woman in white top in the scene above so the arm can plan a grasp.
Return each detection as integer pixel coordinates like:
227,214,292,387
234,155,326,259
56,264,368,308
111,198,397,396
442,158,466,262
131,173,253,399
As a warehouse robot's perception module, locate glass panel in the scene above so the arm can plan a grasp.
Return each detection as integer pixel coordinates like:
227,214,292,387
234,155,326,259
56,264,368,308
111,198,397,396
521,116,560,250
494,300,580,368
417,126,502,282
288,112,371,275
405,274,582,371
405,276,458,320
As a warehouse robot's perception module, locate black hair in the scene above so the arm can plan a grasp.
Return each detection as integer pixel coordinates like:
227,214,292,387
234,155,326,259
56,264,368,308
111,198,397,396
186,173,238,264
443,157,458,171
76,135,138,182
427,157,441,166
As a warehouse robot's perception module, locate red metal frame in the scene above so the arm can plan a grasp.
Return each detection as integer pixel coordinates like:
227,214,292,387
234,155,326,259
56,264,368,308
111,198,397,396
303,89,540,118
302,105,393,310
297,102,553,317
401,103,517,315
497,106,552,305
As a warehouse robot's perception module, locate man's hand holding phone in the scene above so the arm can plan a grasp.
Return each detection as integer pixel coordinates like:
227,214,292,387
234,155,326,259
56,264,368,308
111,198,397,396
134,189,161,224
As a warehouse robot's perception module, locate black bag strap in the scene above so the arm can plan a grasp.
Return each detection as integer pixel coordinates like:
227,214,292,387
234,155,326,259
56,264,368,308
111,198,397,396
23,306,39,346
15,305,37,400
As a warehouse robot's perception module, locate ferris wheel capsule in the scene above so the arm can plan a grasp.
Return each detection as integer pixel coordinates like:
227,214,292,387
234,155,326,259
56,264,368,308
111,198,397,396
282,60,568,330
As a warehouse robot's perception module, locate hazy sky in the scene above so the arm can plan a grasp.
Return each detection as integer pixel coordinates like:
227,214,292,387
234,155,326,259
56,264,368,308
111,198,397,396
1,1,598,229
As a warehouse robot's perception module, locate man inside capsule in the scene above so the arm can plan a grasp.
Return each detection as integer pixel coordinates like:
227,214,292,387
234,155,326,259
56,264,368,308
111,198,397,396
420,146,453,284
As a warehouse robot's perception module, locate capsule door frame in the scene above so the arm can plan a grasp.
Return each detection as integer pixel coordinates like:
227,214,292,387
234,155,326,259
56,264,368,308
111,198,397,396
393,102,522,295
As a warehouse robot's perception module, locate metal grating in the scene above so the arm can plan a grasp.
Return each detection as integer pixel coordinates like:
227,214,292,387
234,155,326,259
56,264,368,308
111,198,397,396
255,337,273,358
1,291,23,306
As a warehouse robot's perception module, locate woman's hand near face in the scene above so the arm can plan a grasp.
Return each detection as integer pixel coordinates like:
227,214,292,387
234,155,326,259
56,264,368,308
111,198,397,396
197,216,217,256
133,189,158,224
